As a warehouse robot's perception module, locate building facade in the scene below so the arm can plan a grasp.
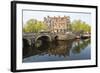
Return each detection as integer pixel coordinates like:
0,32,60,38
44,16,71,33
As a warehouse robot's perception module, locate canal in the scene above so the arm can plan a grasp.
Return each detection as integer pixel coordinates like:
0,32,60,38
23,39,91,63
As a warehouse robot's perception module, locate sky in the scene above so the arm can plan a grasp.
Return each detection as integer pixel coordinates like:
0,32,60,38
23,10,91,26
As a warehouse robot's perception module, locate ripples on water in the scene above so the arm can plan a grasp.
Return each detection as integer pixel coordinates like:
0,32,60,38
23,39,91,63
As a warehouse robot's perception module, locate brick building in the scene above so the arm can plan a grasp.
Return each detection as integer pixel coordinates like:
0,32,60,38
44,16,71,33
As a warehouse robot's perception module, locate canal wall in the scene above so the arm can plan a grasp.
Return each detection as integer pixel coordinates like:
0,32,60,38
56,33,76,40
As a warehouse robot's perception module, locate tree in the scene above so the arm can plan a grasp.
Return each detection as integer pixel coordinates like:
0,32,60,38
23,19,48,33
71,20,91,33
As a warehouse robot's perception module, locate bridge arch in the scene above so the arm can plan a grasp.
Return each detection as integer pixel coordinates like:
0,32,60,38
35,34,52,42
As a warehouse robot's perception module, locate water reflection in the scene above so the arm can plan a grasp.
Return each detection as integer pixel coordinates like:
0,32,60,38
23,39,91,62
72,39,90,54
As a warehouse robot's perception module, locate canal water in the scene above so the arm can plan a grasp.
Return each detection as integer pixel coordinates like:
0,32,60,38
23,39,91,63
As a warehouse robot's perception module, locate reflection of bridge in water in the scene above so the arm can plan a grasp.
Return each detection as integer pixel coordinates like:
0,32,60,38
23,40,73,58
23,39,90,60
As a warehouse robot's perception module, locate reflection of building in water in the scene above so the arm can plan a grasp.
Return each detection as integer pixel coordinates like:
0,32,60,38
23,39,90,62
44,16,71,33
47,41,72,57
23,41,73,58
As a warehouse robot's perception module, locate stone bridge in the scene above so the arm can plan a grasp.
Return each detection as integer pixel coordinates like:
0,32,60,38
23,32,56,45
23,32,75,46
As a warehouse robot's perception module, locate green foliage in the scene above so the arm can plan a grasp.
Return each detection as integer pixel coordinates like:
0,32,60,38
71,20,91,33
23,19,48,33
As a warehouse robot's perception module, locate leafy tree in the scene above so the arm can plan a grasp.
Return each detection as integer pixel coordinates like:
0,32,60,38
23,19,48,33
71,20,91,33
